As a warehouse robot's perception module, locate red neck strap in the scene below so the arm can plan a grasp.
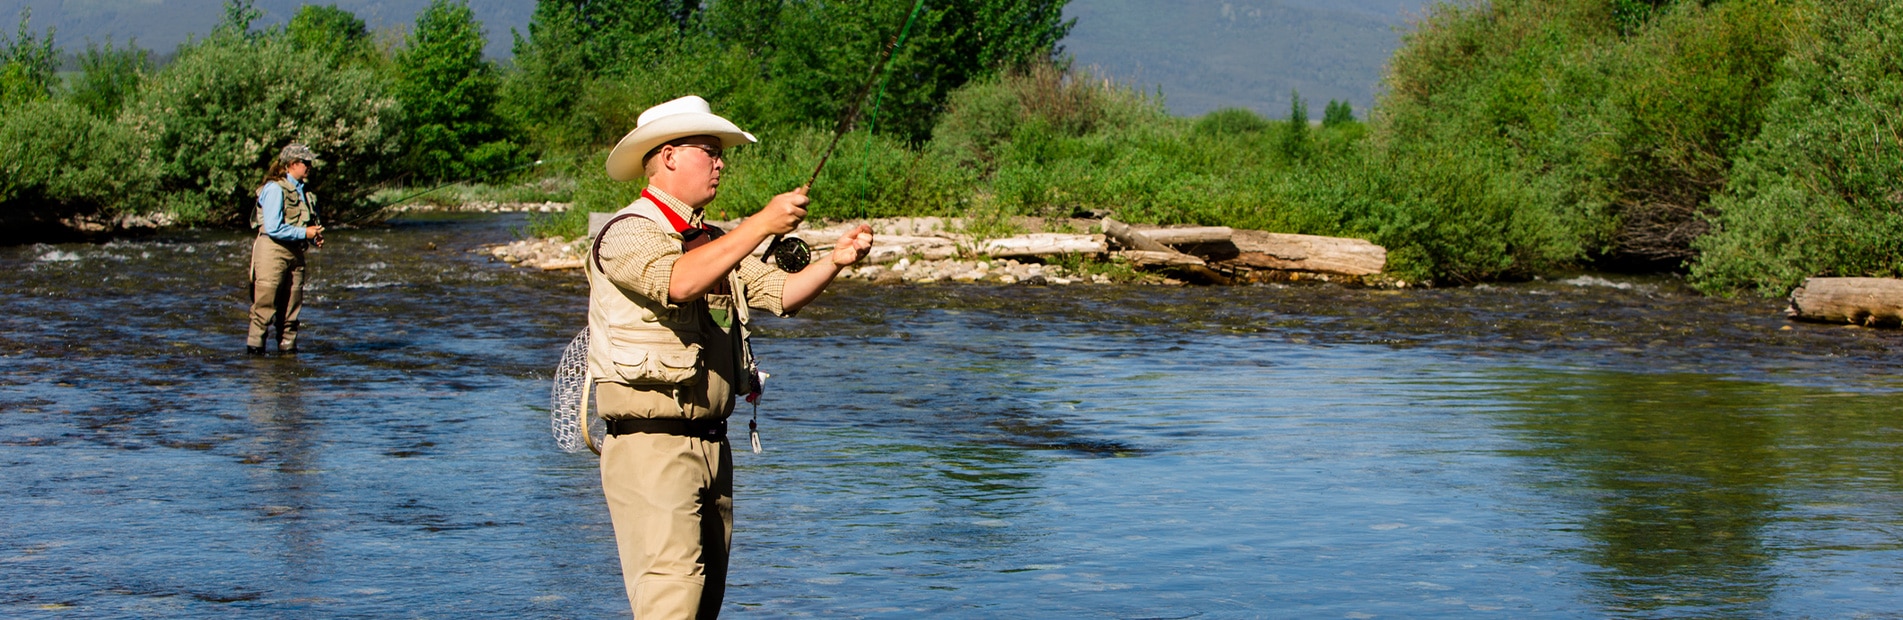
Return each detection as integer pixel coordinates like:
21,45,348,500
641,188,693,233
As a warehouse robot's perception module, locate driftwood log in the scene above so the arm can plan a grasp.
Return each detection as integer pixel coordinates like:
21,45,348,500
1115,250,1207,268
1788,277,1903,327
1224,230,1387,276
1103,218,1232,284
980,233,1108,259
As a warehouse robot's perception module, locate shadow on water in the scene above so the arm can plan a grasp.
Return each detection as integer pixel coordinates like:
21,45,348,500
1488,368,1903,616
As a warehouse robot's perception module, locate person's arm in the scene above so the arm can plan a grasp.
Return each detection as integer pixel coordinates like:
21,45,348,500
257,184,306,241
780,224,873,314
668,189,810,303
596,216,686,309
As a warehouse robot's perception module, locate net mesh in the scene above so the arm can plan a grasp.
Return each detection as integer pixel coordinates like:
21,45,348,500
550,327,601,453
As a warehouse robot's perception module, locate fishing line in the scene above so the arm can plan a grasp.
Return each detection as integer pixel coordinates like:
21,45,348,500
551,3,931,454
763,0,929,273
341,159,546,227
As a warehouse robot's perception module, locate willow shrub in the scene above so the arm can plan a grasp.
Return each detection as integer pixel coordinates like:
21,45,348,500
124,32,401,225
0,98,153,214
1691,0,1903,296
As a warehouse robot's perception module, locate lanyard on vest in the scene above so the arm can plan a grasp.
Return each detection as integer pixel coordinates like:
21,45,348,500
641,188,694,234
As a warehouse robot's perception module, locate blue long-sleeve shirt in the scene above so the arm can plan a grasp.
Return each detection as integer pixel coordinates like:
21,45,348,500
257,177,314,241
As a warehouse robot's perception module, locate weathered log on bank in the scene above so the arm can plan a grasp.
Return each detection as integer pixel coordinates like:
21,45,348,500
1788,277,1903,327
1102,219,1235,284
981,233,1108,258
1222,230,1387,276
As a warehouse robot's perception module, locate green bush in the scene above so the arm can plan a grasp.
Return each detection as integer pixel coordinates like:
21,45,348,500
1,9,57,111
1690,0,1903,296
0,98,152,214
122,28,400,224
66,40,149,119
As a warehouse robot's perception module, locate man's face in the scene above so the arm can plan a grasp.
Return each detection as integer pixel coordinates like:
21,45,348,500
665,136,725,204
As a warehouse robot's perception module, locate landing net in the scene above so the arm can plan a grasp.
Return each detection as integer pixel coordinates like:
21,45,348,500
550,327,603,454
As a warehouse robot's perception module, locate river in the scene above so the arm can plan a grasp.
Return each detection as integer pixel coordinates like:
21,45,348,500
2,213,1899,618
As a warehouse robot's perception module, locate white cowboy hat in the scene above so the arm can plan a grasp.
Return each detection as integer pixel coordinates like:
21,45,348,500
604,95,758,182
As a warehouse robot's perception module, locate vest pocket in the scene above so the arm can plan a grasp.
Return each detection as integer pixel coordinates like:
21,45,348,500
609,343,703,386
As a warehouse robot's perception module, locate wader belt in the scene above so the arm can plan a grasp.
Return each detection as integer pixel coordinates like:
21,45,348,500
605,417,728,440
259,232,310,250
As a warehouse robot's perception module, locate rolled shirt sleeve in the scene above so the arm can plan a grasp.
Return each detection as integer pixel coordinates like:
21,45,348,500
596,216,790,315
257,183,306,241
735,255,789,317
595,216,684,309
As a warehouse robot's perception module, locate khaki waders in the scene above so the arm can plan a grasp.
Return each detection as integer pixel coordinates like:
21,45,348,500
247,234,306,350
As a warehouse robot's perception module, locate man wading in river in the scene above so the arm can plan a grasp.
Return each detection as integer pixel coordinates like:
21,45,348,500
247,143,325,356
588,95,873,618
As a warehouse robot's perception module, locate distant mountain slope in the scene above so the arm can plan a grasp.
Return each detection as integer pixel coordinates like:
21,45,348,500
7,0,1430,118
1063,0,1432,117
2,0,530,58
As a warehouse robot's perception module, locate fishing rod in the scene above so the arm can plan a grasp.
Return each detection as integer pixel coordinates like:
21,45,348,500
763,0,928,273
340,159,546,226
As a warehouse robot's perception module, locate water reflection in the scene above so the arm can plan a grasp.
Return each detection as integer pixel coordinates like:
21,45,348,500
1493,369,1903,616
243,359,321,582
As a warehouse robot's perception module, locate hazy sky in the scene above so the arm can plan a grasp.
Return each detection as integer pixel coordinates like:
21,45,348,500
4,0,1435,117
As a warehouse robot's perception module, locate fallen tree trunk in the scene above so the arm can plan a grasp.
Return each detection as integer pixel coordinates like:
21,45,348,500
1115,250,1206,268
1101,217,1175,253
980,233,1108,258
1788,277,1903,327
1225,230,1387,276
1133,226,1233,246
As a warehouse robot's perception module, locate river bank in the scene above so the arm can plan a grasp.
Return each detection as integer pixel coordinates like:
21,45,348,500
477,213,1399,288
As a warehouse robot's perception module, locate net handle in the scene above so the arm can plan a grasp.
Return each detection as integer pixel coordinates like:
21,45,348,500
581,377,601,455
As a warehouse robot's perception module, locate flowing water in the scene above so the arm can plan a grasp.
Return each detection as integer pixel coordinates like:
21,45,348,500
2,214,1900,618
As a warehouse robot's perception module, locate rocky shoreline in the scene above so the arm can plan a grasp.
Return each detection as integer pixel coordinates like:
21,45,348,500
480,215,1402,287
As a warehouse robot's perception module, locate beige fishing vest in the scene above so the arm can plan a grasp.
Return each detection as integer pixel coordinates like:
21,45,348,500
585,197,751,390
252,178,315,231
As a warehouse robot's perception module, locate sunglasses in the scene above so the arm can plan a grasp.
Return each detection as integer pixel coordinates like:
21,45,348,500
671,143,725,161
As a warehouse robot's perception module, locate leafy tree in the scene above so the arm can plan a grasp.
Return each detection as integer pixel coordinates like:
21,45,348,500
287,5,377,68
762,0,1075,143
1279,90,1310,160
67,40,151,119
124,3,400,225
1322,99,1355,127
393,0,518,182
504,0,703,152
1,9,57,112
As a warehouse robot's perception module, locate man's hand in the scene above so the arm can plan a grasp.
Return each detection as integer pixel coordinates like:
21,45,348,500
830,224,873,267
744,187,809,236
306,225,325,248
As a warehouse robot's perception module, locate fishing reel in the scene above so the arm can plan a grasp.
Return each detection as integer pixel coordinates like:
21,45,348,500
765,235,812,272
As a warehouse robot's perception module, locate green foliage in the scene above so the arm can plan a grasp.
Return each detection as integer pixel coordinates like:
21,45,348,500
1691,0,1903,296
503,0,703,153
123,15,400,225
0,98,151,214
67,40,150,119
393,0,520,183
1278,90,1311,161
1322,99,1355,127
287,5,378,68
1,9,57,111
1193,108,1271,136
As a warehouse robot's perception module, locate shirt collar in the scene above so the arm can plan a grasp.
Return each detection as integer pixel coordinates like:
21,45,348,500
642,186,700,226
